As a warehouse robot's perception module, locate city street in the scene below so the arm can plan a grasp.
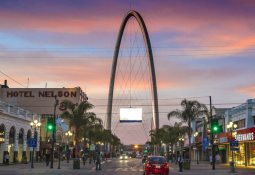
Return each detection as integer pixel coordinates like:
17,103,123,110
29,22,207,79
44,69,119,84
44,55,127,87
0,158,255,175
1,1,255,174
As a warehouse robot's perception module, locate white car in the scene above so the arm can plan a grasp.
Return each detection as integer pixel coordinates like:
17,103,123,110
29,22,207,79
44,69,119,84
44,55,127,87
136,154,142,159
120,154,128,160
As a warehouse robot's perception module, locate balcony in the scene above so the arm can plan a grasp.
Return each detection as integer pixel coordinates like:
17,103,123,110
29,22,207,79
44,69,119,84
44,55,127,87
0,99,34,121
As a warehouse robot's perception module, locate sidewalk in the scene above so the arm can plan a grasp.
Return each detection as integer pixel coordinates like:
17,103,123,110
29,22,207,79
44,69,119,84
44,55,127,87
0,158,111,173
170,161,255,175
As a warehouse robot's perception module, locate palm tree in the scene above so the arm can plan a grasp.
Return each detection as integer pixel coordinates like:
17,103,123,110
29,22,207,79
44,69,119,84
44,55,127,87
83,117,103,144
110,134,121,156
161,123,189,162
150,128,164,155
167,99,207,164
61,100,96,158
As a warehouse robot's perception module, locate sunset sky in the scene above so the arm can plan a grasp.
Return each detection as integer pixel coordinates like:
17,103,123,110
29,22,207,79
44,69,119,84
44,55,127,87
1,0,255,144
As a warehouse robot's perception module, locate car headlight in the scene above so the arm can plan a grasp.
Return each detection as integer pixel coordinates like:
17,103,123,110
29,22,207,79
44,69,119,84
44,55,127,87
125,156,128,159
120,156,123,159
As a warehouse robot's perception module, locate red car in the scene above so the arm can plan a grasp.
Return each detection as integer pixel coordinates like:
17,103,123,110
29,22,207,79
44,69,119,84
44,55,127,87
144,156,170,175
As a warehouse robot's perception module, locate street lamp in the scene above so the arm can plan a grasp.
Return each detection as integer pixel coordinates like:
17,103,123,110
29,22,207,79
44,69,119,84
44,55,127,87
30,119,41,168
65,131,72,163
178,137,184,157
227,122,237,173
193,132,199,164
50,96,58,169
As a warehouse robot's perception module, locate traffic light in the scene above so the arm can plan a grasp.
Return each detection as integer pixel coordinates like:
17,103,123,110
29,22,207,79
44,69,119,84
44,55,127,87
211,119,222,134
144,148,148,154
47,117,54,131
143,147,150,154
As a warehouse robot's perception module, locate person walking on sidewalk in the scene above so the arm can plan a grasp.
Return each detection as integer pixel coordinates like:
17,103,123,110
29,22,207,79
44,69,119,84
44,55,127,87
216,153,220,164
209,154,213,165
177,154,184,172
45,150,50,166
82,152,87,166
95,153,101,170
5,152,9,165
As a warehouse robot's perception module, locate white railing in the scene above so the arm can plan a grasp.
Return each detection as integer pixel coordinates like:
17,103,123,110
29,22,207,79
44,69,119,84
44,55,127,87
0,99,37,121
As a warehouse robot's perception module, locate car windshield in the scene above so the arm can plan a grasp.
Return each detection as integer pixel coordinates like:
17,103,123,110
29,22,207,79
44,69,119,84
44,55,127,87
148,157,166,164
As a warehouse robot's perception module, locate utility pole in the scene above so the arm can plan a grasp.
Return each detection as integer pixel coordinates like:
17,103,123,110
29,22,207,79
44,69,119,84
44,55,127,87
58,146,61,169
50,96,58,169
210,96,215,170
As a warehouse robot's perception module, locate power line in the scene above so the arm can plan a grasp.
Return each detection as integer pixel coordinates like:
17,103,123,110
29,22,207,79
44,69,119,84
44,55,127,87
11,102,250,108
0,70,26,87
90,95,210,101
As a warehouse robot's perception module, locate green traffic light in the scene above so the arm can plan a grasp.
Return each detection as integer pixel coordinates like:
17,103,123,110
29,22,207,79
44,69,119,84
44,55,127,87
213,126,218,131
48,124,53,130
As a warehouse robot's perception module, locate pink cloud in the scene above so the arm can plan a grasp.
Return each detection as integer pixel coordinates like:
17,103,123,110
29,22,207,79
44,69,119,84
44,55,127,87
238,84,255,97
0,10,121,34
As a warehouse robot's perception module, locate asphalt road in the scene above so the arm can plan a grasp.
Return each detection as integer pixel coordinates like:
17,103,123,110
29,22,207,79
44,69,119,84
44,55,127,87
0,158,254,175
0,158,147,175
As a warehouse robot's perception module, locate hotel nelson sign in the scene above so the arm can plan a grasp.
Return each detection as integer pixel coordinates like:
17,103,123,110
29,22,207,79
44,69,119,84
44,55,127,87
5,90,77,98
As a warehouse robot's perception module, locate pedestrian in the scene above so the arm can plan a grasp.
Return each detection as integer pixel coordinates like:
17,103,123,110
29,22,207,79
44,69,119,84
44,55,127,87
45,150,50,166
95,152,101,170
93,152,96,164
5,152,9,165
209,154,213,165
177,154,183,172
82,152,87,166
89,152,92,164
66,149,70,163
216,154,220,164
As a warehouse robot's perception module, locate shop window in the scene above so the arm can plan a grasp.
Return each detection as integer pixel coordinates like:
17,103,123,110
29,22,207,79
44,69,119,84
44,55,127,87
234,119,245,129
248,142,255,166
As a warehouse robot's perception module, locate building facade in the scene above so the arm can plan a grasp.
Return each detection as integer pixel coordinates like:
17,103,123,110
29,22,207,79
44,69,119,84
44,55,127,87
0,99,40,164
222,99,255,167
191,107,229,163
0,86,87,159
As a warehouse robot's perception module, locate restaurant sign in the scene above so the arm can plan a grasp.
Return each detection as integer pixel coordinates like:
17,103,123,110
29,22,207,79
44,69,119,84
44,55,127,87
235,127,255,142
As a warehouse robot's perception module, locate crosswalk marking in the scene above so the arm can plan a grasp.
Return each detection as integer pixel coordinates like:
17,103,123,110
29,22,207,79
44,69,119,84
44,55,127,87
89,167,144,172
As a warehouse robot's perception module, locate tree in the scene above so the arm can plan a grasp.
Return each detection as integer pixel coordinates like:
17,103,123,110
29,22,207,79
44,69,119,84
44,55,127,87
83,116,103,144
150,128,164,155
167,99,207,165
61,100,96,158
161,123,189,162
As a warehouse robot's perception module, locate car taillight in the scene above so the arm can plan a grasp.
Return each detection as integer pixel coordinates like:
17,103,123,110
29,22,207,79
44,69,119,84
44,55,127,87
163,163,170,168
146,163,152,168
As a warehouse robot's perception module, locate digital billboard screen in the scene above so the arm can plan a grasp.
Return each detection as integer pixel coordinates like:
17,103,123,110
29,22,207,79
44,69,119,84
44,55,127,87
119,108,143,122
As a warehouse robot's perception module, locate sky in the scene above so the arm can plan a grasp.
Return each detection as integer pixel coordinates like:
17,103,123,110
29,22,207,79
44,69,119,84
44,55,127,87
1,0,255,144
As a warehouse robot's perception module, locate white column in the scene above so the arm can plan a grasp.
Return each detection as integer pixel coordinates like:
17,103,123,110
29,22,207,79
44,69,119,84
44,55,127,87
36,129,40,151
23,133,27,152
4,131,9,152
14,131,19,152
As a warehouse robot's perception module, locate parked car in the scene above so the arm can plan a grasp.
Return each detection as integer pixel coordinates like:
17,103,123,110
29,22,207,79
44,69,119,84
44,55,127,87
144,156,170,175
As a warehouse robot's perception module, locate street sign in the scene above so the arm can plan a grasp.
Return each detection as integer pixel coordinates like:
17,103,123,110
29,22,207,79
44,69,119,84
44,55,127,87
230,140,239,147
203,137,209,150
230,147,239,151
27,138,37,148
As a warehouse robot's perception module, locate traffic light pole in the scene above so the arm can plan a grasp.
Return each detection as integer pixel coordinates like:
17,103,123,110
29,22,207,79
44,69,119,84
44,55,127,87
209,96,215,170
50,96,58,169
